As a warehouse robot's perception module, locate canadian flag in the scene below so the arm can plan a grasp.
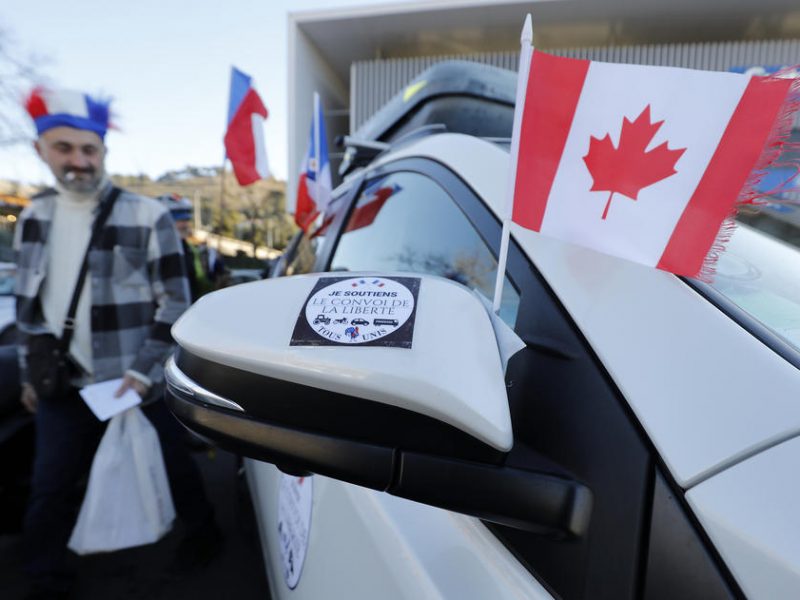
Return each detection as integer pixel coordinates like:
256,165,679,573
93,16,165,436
510,45,797,278
295,93,333,231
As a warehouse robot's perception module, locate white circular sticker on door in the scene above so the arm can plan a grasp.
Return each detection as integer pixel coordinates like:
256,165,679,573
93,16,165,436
291,276,420,347
277,474,313,590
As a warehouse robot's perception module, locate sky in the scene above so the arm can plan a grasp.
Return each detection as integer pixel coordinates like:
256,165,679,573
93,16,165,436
0,0,395,185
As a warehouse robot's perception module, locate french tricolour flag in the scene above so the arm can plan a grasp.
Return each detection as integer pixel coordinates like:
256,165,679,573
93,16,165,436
508,17,798,279
295,92,332,231
224,67,269,186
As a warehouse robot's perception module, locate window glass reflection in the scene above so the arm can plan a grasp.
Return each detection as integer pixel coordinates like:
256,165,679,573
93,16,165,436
331,172,520,325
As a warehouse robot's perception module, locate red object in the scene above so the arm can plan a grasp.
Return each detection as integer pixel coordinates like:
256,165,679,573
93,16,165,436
294,173,318,231
583,106,686,220
657,76,795,275
224,88,268,186
344,186,395,232
511,51,588,232
294,96,332,231
25,87,48,119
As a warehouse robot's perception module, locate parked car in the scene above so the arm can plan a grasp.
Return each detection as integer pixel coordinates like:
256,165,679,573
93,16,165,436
165,63,800,599
228,267,265,286
0,262,16,346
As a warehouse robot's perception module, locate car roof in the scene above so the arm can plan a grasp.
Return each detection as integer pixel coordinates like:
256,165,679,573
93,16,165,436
365,132,800,490
353,61,516,144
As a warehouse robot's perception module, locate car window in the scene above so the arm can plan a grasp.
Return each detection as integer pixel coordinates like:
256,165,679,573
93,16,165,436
284,233,323,276
704,130,800,353
707,223,800,352
329,172,520,325
282,197,343,277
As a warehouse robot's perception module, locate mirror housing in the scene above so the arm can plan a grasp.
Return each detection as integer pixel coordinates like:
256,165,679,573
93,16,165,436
166,273,592,536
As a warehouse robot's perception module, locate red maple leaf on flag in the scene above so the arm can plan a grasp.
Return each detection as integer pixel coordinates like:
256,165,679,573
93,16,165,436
583,105,686,220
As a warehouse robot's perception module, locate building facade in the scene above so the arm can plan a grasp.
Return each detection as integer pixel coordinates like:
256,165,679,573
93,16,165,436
287,0,800,206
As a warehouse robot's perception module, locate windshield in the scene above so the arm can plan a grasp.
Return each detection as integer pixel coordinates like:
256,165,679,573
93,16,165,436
708,223,800,352
705,129,800,353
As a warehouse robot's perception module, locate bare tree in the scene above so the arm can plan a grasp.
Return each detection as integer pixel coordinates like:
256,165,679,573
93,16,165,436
0,26,47,147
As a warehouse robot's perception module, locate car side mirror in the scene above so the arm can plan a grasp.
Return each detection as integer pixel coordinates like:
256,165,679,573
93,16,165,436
166,273,592,536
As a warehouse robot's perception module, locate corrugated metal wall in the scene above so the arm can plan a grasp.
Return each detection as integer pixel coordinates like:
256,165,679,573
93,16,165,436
350,39,800,132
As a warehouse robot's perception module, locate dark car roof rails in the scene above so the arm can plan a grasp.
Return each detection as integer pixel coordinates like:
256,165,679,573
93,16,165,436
339,60,517,177
335,135,391,175
391,123,448,146
340,136,391,153
337,124,448,176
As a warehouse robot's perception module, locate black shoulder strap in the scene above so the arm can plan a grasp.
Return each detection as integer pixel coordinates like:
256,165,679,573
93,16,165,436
59,186,122,352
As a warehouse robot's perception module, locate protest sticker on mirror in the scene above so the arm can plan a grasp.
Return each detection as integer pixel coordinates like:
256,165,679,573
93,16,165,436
291,276,419,348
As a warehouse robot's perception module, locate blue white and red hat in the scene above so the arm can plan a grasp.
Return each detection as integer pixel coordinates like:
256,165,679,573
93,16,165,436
25,87,112,139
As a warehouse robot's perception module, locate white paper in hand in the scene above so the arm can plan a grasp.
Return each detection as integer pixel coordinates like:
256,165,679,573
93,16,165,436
79,378,141,421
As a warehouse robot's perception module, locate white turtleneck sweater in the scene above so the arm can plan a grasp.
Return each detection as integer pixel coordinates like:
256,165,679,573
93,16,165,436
40,179,108,376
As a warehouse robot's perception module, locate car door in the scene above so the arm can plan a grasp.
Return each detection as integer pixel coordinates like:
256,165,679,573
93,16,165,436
247,164,549,599
252,155,739,599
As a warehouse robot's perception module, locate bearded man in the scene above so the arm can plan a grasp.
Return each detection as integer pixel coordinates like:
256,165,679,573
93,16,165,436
15,88,220,599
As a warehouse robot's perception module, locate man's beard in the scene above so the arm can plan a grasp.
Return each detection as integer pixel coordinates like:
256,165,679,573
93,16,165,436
58,167,104,193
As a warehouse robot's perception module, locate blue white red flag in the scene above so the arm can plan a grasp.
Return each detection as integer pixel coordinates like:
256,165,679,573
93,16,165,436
344,179,401,232
224,67,269,186
295,92,332,231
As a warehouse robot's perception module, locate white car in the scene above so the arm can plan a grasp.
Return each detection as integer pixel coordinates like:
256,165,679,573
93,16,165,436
166,134,800,599
0,262,16,346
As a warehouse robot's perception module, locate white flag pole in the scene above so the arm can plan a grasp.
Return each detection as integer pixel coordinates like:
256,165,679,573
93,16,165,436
492,14,534,315
313,91,321,211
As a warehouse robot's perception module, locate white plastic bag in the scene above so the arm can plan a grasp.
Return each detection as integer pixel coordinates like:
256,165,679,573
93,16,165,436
68,407,176,554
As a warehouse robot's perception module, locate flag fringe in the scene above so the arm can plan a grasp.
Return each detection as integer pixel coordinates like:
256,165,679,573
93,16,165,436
697,69,800,283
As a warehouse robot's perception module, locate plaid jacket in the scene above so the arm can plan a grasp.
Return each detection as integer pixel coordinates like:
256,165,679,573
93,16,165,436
14,184,190,388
